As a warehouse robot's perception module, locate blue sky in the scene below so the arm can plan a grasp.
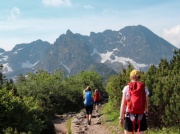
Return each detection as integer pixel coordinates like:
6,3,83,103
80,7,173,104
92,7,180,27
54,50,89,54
0,0,180,51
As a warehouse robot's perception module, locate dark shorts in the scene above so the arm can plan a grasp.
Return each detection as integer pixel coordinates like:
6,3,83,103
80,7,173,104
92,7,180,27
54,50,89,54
94,100,100,105
85,105,93,115
124,113,147,132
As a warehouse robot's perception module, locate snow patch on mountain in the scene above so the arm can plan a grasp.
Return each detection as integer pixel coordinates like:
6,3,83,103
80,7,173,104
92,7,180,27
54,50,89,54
22,61,39,68
119,32,122,35
0,55,8,61
14,48,23,54
99,49,147,69
101,51,112,62
120,36,126,46
90,48,99,56
60,61,70,74
114,57,147,69
116,36,126,46
3,63,13,73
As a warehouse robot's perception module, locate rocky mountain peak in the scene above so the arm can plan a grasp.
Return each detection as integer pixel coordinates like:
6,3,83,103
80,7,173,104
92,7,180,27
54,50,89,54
0,25,178,80
66,29,73,35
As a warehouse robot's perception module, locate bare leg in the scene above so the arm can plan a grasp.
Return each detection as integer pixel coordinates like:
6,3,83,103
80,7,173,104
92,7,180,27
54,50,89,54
86,114,92,125
124,130,132,134
86,114,89,121
95,105,98,112
89,114,92,121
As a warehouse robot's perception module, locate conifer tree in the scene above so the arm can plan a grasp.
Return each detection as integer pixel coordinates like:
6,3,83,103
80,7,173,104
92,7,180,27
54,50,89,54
0,64,8,89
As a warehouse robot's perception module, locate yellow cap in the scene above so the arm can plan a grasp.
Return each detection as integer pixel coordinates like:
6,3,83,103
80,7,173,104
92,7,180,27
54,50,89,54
130,69,140,77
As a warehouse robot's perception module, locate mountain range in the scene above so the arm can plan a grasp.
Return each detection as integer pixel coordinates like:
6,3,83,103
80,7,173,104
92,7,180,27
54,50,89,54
0,25,178,81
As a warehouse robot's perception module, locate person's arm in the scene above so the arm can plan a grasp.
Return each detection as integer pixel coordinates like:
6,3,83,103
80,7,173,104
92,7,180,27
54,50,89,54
83,90,86,99
145,88,149,113
119,92,126,127
145,95,148,113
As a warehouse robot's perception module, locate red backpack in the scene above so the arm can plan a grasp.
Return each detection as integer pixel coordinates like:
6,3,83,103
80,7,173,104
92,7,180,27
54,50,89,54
94,92,100,101
126,81,146,114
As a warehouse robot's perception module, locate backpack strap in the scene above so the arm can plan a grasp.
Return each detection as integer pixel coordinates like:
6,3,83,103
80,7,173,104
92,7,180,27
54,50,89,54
129,113,144,134
137,114,144,133
129,114,135,134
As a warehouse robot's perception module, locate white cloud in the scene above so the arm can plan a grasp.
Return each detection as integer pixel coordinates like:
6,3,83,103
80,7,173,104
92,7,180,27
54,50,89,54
42,0,72,7
8,7,21,21
102,9,120,15
84,5,94,9
162,25,180,48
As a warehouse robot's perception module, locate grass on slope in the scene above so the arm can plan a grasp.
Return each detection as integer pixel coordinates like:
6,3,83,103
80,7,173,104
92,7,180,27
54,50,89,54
100,103,179,134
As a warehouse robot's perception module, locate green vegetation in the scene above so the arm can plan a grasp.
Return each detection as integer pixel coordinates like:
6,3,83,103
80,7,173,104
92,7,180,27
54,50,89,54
147,127,180,134
67,118,72,134
0,49,180,133
100,103,122,134
0,69,104,133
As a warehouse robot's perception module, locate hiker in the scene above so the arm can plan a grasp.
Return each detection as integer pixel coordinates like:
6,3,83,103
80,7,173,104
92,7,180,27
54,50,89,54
83,86,94,125
119,69,149,134
93,89,101,112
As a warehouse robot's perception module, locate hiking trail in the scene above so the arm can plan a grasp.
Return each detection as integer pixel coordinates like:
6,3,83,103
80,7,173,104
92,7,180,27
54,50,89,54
54,103,124,134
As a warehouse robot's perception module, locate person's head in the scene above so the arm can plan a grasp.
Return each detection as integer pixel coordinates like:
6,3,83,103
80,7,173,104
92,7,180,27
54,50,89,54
95,89,98,92
130,69,141,81
86,86,91,91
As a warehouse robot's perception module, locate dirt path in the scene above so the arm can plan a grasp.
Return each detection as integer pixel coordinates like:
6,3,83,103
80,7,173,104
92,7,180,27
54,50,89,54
71,109,112,134
54,104,124,134
53,114,69,134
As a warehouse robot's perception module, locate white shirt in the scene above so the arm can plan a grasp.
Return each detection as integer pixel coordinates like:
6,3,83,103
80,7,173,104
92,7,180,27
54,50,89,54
122,85,150,96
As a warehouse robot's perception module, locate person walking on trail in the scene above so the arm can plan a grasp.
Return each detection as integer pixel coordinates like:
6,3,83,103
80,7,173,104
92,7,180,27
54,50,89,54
83,86,94,125
119,69,149,134
93,89,101,112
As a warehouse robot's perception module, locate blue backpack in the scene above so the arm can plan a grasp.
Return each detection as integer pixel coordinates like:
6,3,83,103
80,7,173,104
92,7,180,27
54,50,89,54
84,91,94,106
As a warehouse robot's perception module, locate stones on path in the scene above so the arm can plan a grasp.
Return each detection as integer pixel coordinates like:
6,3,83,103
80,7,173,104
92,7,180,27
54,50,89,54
54,104,115,134
71,109,103,134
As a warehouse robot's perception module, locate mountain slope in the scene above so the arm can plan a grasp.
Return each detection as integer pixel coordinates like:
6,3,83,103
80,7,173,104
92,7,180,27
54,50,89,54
35,30,93,75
